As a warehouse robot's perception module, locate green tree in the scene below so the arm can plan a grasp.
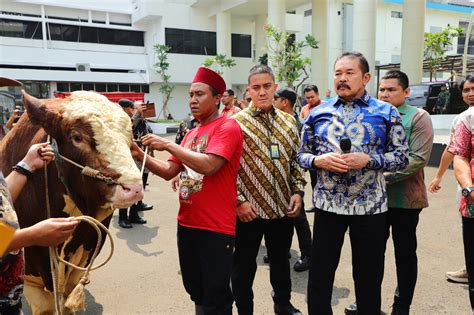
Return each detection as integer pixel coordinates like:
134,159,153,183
153,44,175,119
424,26,463,81
265,24,319,93
203,54,236,75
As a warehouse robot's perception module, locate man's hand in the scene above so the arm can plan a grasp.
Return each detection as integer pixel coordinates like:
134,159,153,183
313,153,348,173
428,176,442,193
171,176,179,192
237,202,258,223
130,142,145,160
287,194,302,218
341,152,370,170
134,102,146,113
30,218,79,247
22,143,55,172
141,134,172,151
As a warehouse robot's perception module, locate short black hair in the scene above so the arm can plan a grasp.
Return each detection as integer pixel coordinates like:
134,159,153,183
248,64,275,83
381,70,410,90
460,74,474,92
335,51,370,74
118,98,134,108
303,84,319,94
225,89,234,96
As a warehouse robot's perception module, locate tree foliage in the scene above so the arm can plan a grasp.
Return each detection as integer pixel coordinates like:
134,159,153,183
265,24,319,92
424,26,463,81
153,44,175,119
203,54,236,75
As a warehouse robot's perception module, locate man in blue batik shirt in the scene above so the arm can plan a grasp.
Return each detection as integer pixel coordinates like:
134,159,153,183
297,52,409,315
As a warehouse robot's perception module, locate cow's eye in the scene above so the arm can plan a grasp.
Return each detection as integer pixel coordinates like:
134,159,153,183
72,134,82,143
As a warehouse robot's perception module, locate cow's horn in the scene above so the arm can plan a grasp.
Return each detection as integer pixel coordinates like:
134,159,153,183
22,90,47,125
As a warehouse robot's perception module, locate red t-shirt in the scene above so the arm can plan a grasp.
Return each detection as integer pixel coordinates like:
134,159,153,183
169,116,243,235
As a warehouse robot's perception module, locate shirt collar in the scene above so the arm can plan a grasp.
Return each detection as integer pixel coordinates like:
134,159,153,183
249,102,276,117
396,101,409,114
334,90,370,107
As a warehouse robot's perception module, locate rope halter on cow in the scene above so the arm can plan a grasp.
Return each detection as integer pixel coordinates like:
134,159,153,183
43,135,148,314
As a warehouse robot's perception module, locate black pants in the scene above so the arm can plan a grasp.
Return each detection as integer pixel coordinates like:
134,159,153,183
387,207,421,309
118,205,140,220
177,224,234,315
293,202,312,258
463,216,474,309
232,216,294,314
308,209,387,315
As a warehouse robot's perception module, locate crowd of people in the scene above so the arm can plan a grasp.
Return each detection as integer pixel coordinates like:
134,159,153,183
3,49,474,315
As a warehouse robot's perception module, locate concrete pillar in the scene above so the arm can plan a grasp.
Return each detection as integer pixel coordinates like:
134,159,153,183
267,0,286,83
216,11,232,86
311,0,329,96
255,14,267,62
41,5,47,49
400,0,425,85
352,0,376,95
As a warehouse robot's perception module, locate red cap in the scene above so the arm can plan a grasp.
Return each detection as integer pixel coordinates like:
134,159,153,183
192,67,226,95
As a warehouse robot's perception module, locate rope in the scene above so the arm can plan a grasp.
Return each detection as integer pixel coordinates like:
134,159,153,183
43,135,116,313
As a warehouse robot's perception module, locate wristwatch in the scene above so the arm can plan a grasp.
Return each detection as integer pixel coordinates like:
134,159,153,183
462,186,474,198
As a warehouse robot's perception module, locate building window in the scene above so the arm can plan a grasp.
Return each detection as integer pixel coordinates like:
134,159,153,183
47,23,144,46
55,82,150,93
304,9,312,17
56,82,69,92
0,18,43,39
232,34,251,58
95,83,106,92
457,21,474,54
70,83,82,91
107,83,118,92
165,28,216,55
391,11,403,19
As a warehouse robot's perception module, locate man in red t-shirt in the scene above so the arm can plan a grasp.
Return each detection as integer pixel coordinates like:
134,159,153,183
132,67,243,314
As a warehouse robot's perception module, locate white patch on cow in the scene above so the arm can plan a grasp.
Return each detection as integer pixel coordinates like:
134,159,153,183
61,91,141,184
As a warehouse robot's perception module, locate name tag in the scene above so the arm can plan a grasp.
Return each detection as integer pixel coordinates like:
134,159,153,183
269,143,280,160
0,221,16,256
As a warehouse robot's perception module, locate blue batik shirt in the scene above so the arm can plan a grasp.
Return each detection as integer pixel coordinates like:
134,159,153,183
297,91,409,215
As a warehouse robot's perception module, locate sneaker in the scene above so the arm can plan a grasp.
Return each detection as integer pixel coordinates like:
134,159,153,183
446,267,469,283
293,256,310,272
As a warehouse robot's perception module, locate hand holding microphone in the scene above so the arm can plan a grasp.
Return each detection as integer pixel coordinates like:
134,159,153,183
340,138,352,185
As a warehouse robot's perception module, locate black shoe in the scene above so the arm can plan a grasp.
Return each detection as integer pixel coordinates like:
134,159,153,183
119,218,132,229
138,202,153,211
391,304,409,315
344,302,357,315
129,215,147,224
293,256,310,272
263,254,270,264
274,303,302,315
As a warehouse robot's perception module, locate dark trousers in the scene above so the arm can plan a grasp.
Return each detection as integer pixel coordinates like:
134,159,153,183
293,202,312,258
387,207,421,309
118,206,140,220
232,217,294,314
462,216,474,309
308,209,387,315
177,224,234,315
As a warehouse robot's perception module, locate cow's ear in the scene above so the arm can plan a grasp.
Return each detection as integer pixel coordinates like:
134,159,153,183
22,90,61,135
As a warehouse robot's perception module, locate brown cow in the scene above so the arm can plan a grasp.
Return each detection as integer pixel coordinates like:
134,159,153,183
0,91,144,314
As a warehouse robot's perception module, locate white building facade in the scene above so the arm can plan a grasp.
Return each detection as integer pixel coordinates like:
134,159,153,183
0,0,473,119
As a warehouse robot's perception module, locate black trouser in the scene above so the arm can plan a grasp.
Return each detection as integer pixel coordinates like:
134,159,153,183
462,216,474,309
177,224,234,315
387,207,421,309
308,209,387,315
118,206,140,220
232,216,294,314
293,201,312,258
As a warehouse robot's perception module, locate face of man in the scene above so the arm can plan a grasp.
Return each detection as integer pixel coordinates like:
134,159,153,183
221,91,234,107
123,106,134,118
188,82,220,121
378,78,410,107
248,73,276,112
462,81,474,107
325,90,331,98
304,90,320,107
333,56,371,102
273,96,286,111
242,92,251,107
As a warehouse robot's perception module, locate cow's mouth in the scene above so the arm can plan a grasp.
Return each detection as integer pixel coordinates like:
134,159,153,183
110,183,144,208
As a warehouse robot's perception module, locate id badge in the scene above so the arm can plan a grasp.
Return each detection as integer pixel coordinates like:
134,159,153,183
269,143,280,160
0,221,16,256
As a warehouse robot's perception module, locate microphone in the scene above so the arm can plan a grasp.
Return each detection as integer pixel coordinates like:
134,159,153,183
340,138,352,185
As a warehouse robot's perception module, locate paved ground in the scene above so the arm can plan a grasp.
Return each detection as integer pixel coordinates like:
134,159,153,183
24,147,471,314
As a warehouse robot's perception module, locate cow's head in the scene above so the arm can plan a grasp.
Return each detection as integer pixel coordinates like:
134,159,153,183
22,91,144,209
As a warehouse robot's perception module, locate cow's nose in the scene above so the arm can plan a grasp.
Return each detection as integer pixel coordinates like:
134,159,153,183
121,183,144,201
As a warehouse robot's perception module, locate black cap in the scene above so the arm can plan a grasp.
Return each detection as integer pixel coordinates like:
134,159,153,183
118,98,134,108
275,87,297,105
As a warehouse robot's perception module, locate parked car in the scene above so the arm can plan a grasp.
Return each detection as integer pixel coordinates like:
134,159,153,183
406,81,467,114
